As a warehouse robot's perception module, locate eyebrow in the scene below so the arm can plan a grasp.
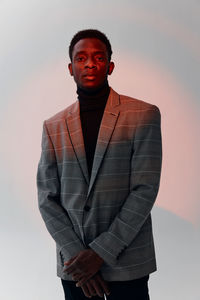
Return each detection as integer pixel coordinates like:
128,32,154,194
74,51,106,56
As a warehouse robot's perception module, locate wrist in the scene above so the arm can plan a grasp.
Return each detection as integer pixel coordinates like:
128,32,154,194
91,249,104,264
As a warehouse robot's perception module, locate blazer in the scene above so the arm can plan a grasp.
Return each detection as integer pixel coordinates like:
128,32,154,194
37,87,162,281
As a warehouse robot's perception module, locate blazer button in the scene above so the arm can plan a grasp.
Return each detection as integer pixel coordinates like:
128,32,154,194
84,205,91,212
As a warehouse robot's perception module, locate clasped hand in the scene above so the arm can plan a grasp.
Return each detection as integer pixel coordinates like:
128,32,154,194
64,249,110,298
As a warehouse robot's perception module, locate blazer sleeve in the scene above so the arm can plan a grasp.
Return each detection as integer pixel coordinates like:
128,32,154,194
37,121,86,262
89,105,162,266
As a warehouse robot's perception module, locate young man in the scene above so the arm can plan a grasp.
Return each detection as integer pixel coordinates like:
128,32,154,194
37,29,162,300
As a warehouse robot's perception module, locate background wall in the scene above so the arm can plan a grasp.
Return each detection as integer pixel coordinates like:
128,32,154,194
0,1,199,299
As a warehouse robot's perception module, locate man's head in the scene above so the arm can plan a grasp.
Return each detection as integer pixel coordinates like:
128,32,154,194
69,29,113,62
68,29,114,91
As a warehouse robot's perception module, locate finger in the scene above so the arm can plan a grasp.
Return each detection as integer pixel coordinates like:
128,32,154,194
76,273,93,287
89,278,104,298
81,284,92,298
96,275,110,296
72,273,83,281
64,255,77,266
65,261,87,275
86,281,97,297
64,264,77,274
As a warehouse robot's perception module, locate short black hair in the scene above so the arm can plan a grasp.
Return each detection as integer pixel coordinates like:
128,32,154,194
69,29,112,61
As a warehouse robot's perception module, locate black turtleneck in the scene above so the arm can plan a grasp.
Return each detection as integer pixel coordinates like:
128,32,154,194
77,81,110,178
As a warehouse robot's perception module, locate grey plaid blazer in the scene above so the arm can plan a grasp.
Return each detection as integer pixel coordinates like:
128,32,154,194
37,87,162,281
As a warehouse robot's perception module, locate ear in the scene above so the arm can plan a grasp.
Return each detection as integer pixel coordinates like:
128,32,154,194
68,63,73,76
107,62,115,75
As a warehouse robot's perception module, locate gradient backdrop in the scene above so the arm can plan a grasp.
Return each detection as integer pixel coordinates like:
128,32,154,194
0,1,200,299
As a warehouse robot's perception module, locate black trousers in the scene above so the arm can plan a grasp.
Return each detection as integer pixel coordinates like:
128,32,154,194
61,275,150,300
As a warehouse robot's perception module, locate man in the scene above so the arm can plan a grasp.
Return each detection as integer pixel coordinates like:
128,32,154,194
37,29,162,300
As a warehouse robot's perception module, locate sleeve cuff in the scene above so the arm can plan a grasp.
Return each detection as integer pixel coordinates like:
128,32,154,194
89,231,127,266
59,239,86,263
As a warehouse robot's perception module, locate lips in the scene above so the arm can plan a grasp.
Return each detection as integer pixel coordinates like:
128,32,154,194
84,75,96,79
83,74,97,80
83,73,96,76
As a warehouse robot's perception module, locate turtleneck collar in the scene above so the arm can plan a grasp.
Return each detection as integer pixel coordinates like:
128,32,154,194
77,80,110,112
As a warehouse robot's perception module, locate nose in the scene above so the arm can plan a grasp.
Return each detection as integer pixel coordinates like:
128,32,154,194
85,56,96,69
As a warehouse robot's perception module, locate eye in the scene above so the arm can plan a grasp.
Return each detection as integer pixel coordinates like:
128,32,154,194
96,56,104,61
75,56,85,62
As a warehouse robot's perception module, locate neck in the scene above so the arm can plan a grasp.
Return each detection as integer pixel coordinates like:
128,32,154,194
77,80,110,99
77,80,110,111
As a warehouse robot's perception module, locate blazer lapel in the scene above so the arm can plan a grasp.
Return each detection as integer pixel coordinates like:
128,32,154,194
87,88,120,197
66,101,90,185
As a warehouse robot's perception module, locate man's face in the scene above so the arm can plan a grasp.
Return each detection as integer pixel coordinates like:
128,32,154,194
68,38,114,91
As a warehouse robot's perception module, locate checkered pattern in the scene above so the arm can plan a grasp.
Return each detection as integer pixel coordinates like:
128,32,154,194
37,87,162,281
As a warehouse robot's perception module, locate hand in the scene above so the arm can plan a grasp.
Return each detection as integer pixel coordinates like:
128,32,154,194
80,273,110,298
64,249,104,284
